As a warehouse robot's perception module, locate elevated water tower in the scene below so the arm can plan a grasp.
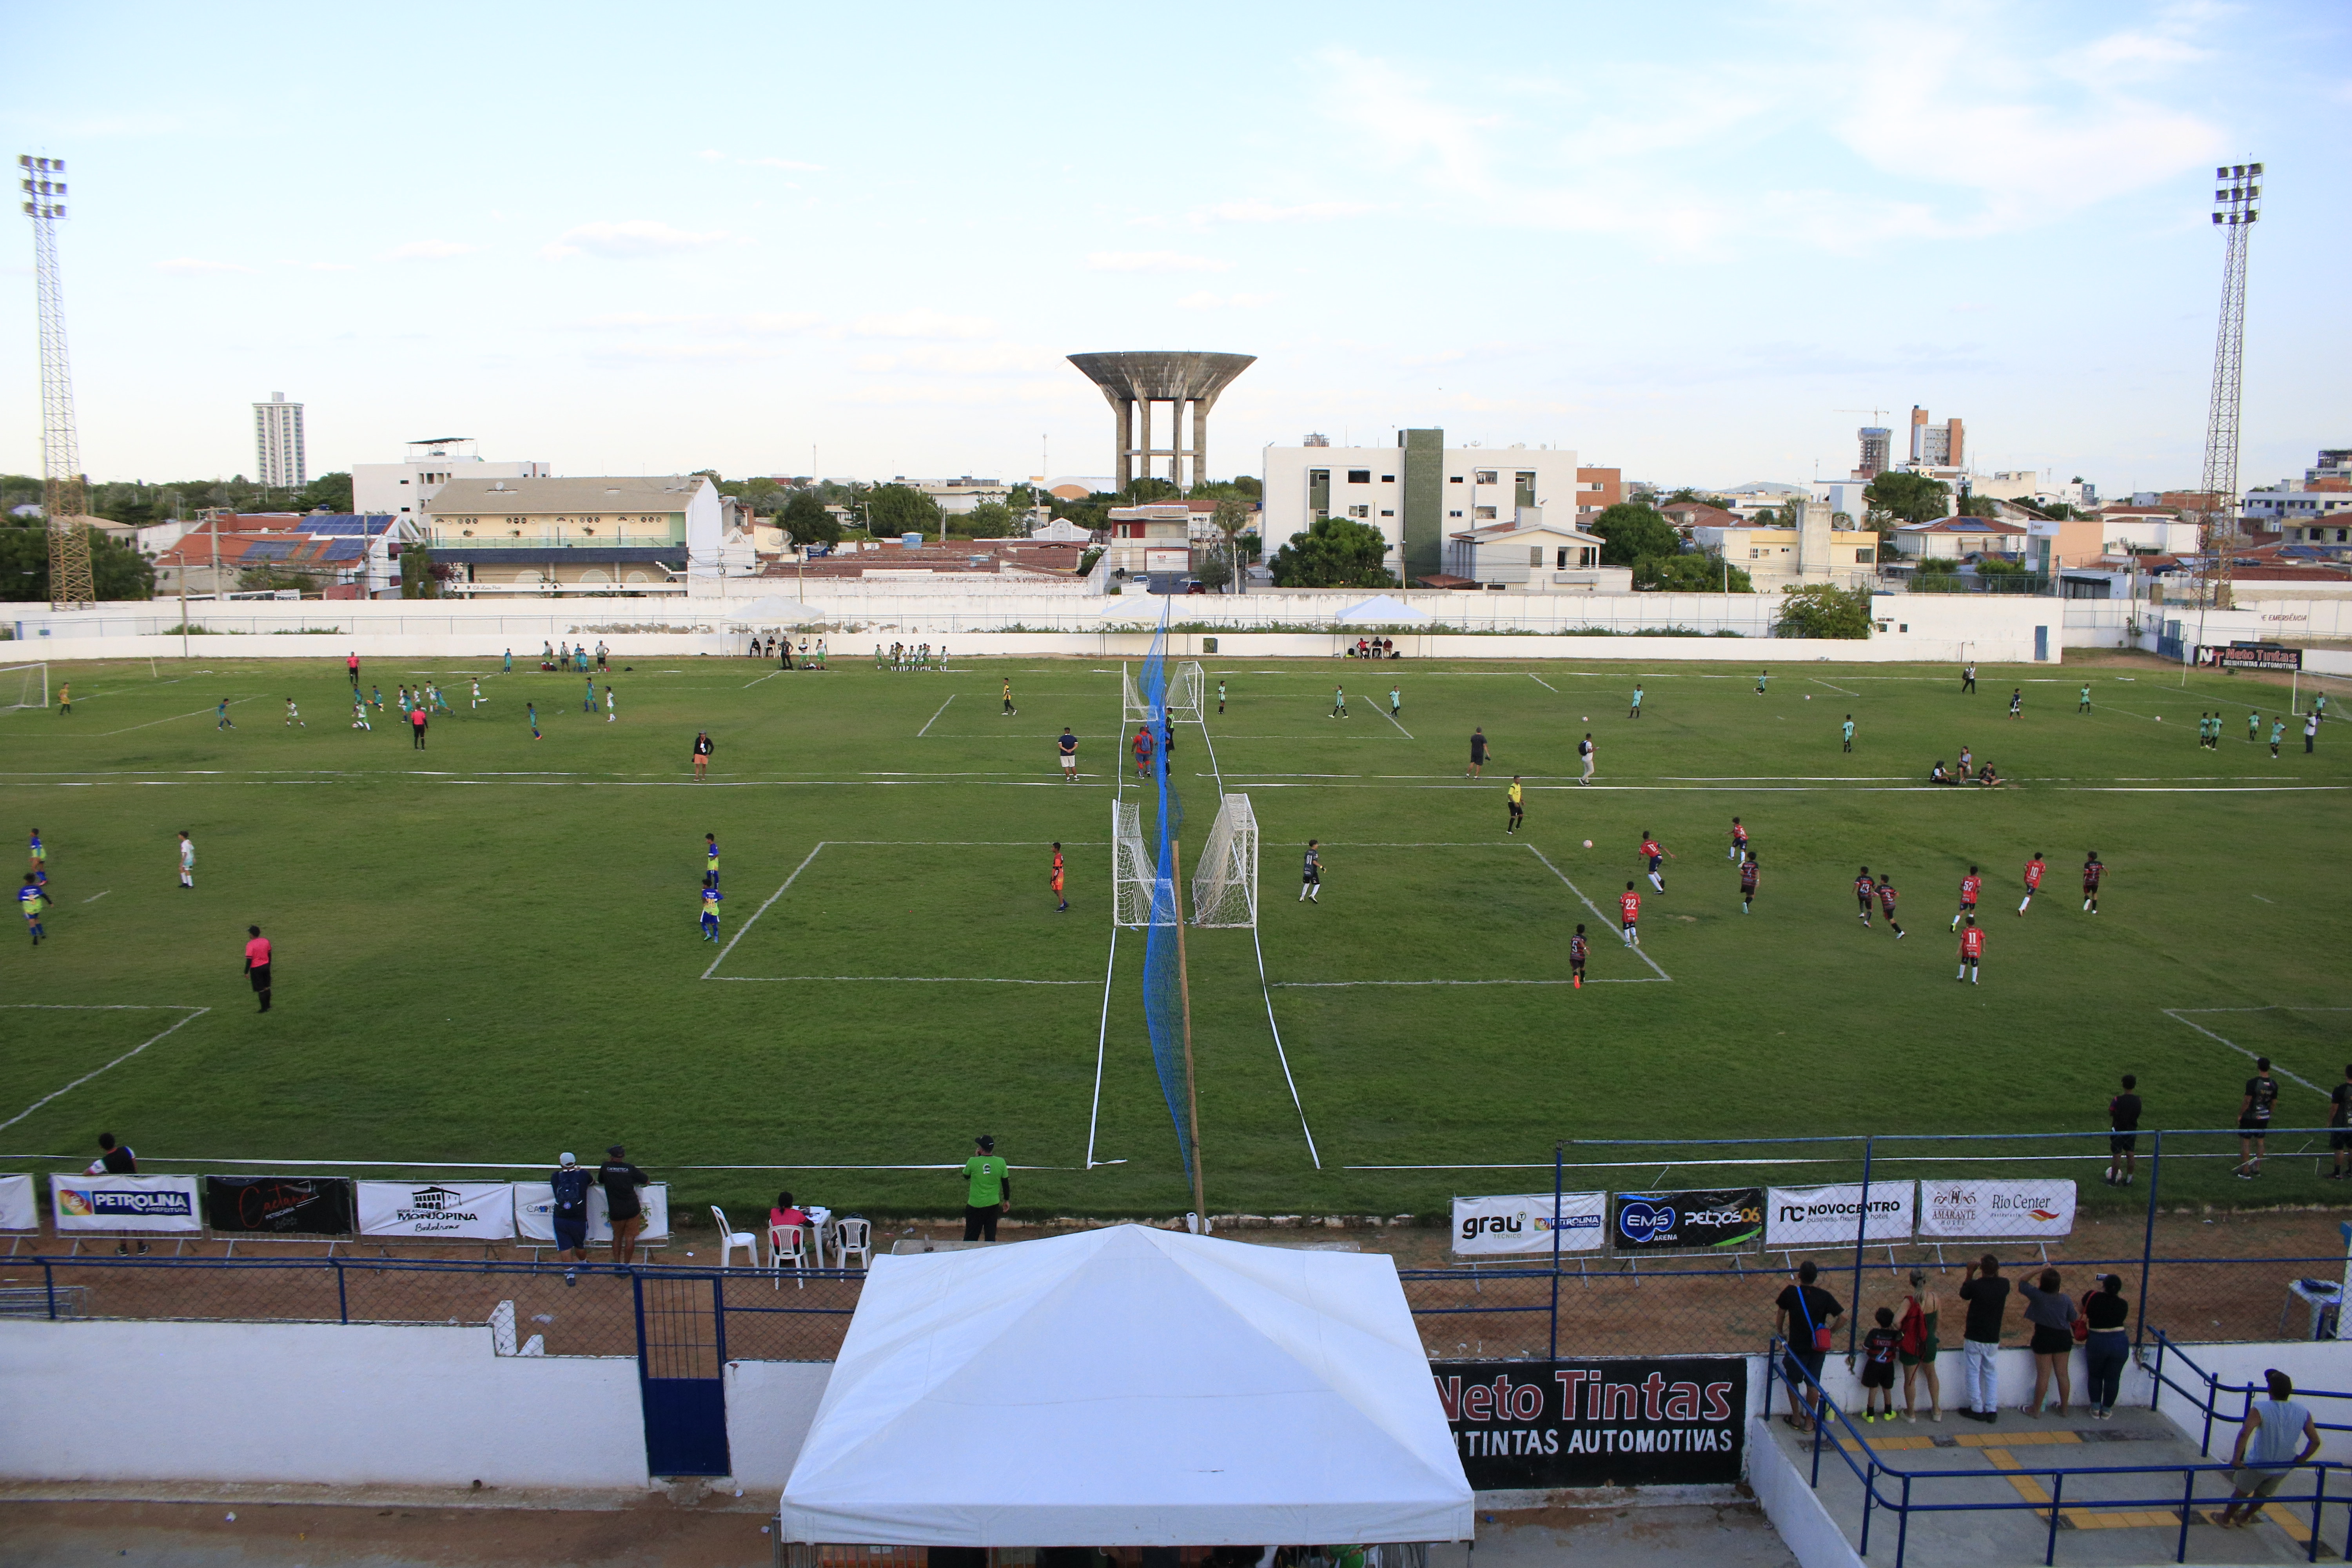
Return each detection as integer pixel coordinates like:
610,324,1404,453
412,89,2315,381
1067,350,1255,493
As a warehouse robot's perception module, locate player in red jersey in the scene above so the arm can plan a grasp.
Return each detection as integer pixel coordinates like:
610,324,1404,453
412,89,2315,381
1728,817,1750,862
2081,851,2104,914
1854,866,1875,926
1739,853,1760,914
1131,726,1156,780
1875,875,1906,939
1957,916,1984,984
2018,852,2046,916
1952,865,1981,931
1571,924,1589,988
1618,883,1641,947
1640,831,1675,892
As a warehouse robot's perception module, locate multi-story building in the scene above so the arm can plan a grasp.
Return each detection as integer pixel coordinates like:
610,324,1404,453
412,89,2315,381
1575,466,1622,523
252,393,306,489
1261,431,1579,586
423,475,751,596
1437,520,1626,592
1685,502,1882,588
1102,503,1193,581
2242,448,2352,539
352,439,551,523
1856,426,1893,479
1908,405,1964,469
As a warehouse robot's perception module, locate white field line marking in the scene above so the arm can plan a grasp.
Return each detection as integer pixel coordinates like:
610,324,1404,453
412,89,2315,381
1086,922,1120,1169
1377,703,1414,739
1525,842,1672,981
1810,677,1860,697
0,1005,210,1135
702,843,825,980
711,975,1094,985
1530,674,1559,692
1275,978,1652,987
80,890,108,903
2162,1008,2332,1102
742,669,784,688
94,697,267,737
917,693,955,735
1198,696,1319,1168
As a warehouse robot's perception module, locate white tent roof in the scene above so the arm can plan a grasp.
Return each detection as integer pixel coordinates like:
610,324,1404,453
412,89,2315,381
777,1225,1471,1548
1335,594,1430,624
722,596,828,625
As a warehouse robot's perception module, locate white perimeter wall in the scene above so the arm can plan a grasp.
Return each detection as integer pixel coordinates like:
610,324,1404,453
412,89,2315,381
0,1318,831,1491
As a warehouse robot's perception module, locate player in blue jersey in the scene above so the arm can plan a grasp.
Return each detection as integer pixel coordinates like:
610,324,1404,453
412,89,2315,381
20,873,45,946
700,881,724,941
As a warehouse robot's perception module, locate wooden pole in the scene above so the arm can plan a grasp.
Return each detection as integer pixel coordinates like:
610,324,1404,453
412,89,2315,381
1169,833,1207,1229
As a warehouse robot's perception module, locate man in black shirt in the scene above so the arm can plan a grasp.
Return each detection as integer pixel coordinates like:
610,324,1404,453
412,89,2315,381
1773,1260,1843,1431
597,1144,652,1264
1957,1256,2011,1422
2105,1074,2142,1187
2236,1058,2279,1180
2330,1065,2352,1181
550,1152,596,1281
85,1132,136,1176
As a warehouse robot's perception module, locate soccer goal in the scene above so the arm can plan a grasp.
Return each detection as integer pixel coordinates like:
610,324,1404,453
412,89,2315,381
0,663,47,713
1112,799,1165,928
1189,793,1259,929
1120,659,1204,726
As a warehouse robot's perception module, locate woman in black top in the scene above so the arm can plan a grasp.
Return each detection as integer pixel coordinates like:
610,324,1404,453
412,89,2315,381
2082,1275,2132,1419
2018,1268,2077,1418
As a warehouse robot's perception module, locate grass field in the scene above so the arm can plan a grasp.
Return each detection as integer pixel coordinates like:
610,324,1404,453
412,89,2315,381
0,648,2346,1224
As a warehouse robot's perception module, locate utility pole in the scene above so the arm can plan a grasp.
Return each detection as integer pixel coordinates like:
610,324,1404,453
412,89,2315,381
2200,161,2261,613
19,154,94,609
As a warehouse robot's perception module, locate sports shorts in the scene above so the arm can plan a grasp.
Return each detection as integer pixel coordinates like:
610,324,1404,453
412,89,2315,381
1860,1362,1895,1390
553,1216,588,1252
2240,1117,2270,1135
1060,754,1076,770
1302,871,1319,885
2110,1134,2138,1154
2232,1469,2290,1499
2331,1129,2352,1152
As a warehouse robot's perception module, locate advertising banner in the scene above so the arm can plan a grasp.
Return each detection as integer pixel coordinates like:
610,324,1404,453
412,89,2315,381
1451,1191,1608,1257
1433,1357,1746,1489
2197,644,2302,671
204,1176,356,1237
1916,1179,2076,1240
1610,1189,1764,1254
48,1172,204,1233
514,1181,670,1244
0,1173,34,1232
354,1180,515,1240
1764,1181,1917,1249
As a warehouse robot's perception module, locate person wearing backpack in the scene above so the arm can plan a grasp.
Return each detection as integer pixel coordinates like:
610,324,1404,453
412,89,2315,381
1773,1260,1844,1432
1897,1269,1944,1423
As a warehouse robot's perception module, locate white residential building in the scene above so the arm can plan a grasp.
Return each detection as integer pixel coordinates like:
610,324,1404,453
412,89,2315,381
1688,501,1883,589
1439,520,1628,592
422,474,746,596
352,439,552,522
1262,430,1579,586
253,393,306,488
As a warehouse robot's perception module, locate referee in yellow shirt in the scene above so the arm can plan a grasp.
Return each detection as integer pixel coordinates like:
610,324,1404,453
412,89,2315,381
1506,776,1524,836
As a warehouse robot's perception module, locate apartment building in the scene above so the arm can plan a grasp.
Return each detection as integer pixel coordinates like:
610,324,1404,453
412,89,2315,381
1262,430,1579,585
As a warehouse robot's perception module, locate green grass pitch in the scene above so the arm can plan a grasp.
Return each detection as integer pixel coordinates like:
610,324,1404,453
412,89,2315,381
0,652,2345,1223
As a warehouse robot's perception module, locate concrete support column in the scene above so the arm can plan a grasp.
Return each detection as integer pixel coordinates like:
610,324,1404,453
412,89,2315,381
1136,399,1151,495
1114,399,1133,494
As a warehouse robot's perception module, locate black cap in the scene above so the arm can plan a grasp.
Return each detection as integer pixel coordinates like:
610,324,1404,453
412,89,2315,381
607,1144,625,1157
976,1135,995,1152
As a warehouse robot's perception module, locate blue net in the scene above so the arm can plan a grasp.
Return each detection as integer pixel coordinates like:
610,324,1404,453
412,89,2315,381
1137,613,1191,1178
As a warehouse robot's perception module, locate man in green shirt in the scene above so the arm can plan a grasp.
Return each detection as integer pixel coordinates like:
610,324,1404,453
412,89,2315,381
962,1134,1010,1241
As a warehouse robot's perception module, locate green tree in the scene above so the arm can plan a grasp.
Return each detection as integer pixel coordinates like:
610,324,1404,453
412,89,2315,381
0,522,156,601
1207,497,1255,592
1636,552,1753,592
1589,502,1681,566
864,483,940,538
719,477,787,516
1864,471,1951,526
1774,583,1873,639
954,500,1019,537
300,472,354,513
1661,487,1731,508
1267,516,1396,588
779,491,841,546
399,543,439,599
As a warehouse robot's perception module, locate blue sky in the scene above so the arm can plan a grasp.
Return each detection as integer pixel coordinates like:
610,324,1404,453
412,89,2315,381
2,0,2345,493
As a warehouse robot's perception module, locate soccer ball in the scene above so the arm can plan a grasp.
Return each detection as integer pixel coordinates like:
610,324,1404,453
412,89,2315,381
1583,839,1593,849
1581,716,1588,722
1805,694,1812,701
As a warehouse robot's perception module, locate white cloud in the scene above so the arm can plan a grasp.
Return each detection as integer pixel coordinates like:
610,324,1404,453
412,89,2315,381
1189,199,1376,224
744,157,825,171
849,309,996,340
581,312,710,328
152,258,253,275
392,239,476,260
541,220,731,260
1175,291,1276,309
1085,250,1232,273
742,312,826,334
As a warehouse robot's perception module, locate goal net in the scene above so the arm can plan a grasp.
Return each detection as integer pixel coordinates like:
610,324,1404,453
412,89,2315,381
1112,799,1166,928
0,663,47,713
1123,659,1203,726
1189,793,1258,929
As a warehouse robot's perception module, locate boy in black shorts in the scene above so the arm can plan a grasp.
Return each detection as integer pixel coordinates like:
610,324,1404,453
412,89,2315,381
1860,1307,1903,1424
2105,1073,2141,1185
1739,853,1759,914
2235,1058,2278,1179
1570,924,1588,989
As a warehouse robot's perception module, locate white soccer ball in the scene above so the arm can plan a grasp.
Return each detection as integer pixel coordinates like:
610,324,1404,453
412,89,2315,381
1582,839,1593,849
1581,716,1588,722
1805,694,1812,701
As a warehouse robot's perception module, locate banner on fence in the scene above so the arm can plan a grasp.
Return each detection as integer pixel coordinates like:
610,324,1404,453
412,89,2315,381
514,1181,671,1244
2198,643,2302,671
1452,1191,1607,1256
1433,1357,1746,1488
0,1173,34,1232
1916,1178,2076,1240
1764,1181,1917,1249
48,1172,204,1233
354,1180,515,1240
205,1175,355,1237
1610,1189,1764,1253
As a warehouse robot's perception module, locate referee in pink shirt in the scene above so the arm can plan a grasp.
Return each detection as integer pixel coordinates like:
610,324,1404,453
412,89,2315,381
243,925,273,1014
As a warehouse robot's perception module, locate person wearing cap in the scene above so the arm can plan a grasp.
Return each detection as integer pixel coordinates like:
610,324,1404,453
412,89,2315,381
550,1152,596,1282
960,1136,1009,1243
2218,1370,2321,1527
597,1145,651,1265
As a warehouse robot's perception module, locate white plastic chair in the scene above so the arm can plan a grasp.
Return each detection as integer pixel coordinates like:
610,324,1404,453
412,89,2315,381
769,1222,811,1289
833,1216,874,1271
709,1206,759,1270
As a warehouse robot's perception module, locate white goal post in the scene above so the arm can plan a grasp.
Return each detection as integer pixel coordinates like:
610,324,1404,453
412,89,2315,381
0,663,47,713
1112,799,1165,928
1189,793,1258,929
1120,660,1204,726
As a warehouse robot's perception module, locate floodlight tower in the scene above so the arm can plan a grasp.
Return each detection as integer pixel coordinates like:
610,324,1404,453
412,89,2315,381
2199,160,2260,612
18,154,93,609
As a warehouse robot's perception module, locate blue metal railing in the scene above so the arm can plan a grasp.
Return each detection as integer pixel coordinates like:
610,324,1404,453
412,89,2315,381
2146,1330,2352,1456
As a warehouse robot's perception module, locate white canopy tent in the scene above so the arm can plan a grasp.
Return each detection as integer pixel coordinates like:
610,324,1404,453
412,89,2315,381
1334,595,1430,624
777,1225,1471,1548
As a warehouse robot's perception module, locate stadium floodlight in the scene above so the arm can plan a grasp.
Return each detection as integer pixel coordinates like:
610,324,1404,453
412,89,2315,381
1189,794,1259,930
2198,155,2261,612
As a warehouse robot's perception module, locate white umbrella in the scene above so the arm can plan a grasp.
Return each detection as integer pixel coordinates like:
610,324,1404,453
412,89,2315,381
1336,593,1430,624
724,597,827,626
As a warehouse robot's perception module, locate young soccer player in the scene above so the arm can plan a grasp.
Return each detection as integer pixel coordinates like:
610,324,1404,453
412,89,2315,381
27,828,44,880
1854,866,1875,926
396,684,410,717
284,697,302,727
605,684,616,723
2105,1074,2141,1186
2249,709,2261,743
1962,661,1976,693
1216,679,1227,715
1876,874,1906,938
2017,851,2045,915
2329,1065,2352,1181
2271,716,2286,757
178,831,194,889
583,675,597,714
2078,683,2092,713
1132,726,1156,780
2235,1058,2278,1179
1002,677,1017,717
1330,685,1347,719
699,882,724,942
56,681,69,716
1952,865,1980,930
1570,924,1589,987
1756,670,1768,696
1299,840,1321,903
704,834,720,886
1860,1308,1903,1423
1051,842,1067,913
2008,688,2023,719
371,685,383,711
1842,714,1855,752
1058,727,1079,782
528,702,541,740
1619,882,1641,947
1577,732,1595,786
2081,851,2103,913
20,873,46,946
1640,831,1674,892
1740,853,1760,914
1505,777,1523,835
503,649,512,673
434,683,452,715
2307,712,2320,753
1628,684,1644,719
1728,817,1749,862
1389,685,1401,719
351,694,370,730
693,730,713,779
1957,916,1983,984
1468,727,1489,778
216,697,235,731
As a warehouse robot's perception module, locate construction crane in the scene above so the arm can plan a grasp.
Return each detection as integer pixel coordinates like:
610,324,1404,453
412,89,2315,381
2199,161,2261,613
19,153,94,610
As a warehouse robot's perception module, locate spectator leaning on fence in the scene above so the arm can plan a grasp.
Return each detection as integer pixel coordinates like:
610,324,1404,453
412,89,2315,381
2217,1370,2323,1528
597,1145,651,1265
1898,1269,1943,1423
1772,1260,1843,1433
1957,1255,2011,1423
961,1135,1010,1243
550,1153,595,1282
2017,1268,2076,1419
2082,1275,2131,1420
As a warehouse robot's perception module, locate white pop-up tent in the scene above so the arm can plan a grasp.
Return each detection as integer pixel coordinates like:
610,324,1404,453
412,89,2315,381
777,1224,1471,1548
1335,594,1430,624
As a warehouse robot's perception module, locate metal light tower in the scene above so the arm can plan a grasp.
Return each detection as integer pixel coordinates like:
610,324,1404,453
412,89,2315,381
2199,160,2260,612
19,154,94,609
